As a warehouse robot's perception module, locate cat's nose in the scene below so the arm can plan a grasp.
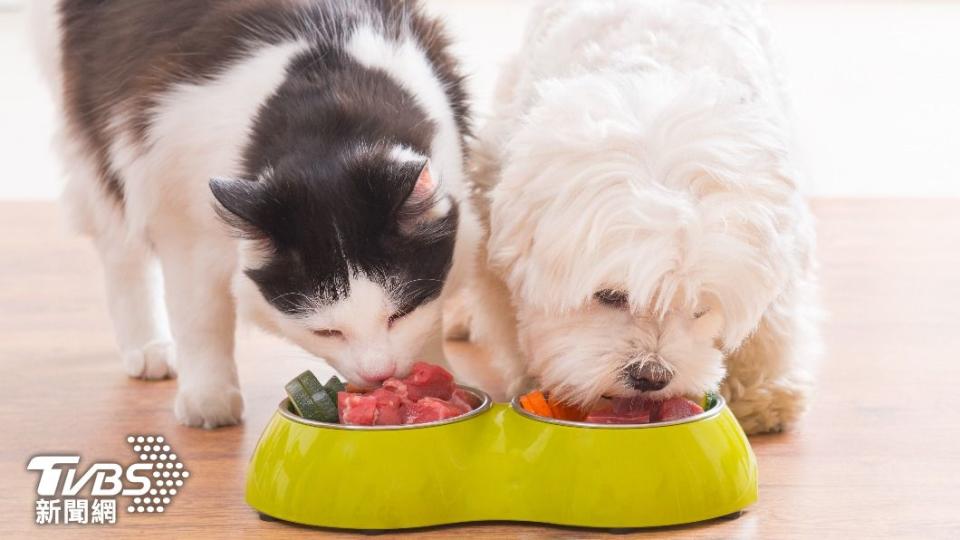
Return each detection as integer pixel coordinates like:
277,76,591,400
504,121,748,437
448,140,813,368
623,359,673,391
359,364,396,383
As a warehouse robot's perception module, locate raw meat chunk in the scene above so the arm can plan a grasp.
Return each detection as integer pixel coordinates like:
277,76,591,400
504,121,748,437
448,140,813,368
585,398,653,424
337,392,377,425
656,396,704,422
404,397,465,424
448,388,475,413
369,388,408,426
403,361,456,401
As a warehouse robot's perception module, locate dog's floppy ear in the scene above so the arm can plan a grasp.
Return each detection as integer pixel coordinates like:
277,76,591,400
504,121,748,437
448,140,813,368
209,177,267,239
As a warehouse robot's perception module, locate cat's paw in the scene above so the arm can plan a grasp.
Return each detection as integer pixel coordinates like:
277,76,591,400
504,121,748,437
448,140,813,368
123,341,176,380
175,383,244,429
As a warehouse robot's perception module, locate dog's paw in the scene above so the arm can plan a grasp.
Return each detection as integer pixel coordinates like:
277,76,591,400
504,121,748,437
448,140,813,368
175,383,244,429
123,341,176,380
724,376,809,435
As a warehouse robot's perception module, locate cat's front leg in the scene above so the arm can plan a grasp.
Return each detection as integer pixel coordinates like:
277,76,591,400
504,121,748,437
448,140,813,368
153,223,243,428
60,145,175,379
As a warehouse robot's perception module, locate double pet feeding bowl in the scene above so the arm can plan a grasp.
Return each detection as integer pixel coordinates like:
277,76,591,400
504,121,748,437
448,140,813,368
245,387,757,530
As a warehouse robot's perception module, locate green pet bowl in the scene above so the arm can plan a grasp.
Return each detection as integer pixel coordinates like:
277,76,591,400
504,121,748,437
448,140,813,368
245,387,757,530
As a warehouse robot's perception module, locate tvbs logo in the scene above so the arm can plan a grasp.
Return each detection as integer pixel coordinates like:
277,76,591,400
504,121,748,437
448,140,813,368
27,435,189,525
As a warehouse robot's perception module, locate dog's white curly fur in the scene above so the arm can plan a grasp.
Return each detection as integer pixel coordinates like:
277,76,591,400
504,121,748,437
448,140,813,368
467,0,821,433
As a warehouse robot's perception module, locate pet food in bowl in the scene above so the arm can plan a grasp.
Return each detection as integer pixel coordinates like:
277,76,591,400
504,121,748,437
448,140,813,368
518,389,718,424
285,362,476,426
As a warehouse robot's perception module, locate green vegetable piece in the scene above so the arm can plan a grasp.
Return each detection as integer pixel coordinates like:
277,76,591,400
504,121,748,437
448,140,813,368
323,376,345,405
285,371,339,423
702,392,720,411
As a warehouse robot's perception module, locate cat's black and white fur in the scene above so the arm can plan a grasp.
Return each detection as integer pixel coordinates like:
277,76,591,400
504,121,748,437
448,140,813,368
30,0,474,427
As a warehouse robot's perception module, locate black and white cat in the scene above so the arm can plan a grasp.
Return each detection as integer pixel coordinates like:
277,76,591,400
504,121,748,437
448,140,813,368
30,0,475,427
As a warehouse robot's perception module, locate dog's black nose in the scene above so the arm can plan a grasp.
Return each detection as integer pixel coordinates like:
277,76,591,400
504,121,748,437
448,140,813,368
623,361,673,391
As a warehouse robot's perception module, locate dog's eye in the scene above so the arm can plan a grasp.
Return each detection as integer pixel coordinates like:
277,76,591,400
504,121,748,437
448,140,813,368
595,289,629,309
313,328,344,339
693,308,710,319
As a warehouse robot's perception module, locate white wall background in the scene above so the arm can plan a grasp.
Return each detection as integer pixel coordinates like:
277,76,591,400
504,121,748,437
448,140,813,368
2,0,958,199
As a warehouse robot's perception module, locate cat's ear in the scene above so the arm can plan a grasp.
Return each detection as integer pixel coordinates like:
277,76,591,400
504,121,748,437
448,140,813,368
397,161,450,229
209,177,266,238
409,161,437,205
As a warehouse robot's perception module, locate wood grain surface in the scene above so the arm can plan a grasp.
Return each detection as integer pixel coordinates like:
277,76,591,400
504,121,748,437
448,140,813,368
1,200,958,539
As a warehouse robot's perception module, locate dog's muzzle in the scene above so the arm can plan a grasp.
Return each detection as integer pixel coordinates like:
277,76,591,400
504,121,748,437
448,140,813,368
622,358,673,392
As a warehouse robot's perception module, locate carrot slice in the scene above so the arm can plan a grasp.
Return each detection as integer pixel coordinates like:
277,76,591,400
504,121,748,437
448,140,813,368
519,394,534,413
520,390,553,418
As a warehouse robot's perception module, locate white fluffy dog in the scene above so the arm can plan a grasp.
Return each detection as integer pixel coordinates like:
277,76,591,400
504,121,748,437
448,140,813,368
465,0,820,434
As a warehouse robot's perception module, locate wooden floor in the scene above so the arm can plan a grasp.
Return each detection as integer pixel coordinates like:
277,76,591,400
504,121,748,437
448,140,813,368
1,200,958,539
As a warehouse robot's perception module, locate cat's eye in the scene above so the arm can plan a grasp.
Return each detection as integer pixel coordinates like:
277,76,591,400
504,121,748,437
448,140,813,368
595,289,629,309
693,308,710,319
313,328,344,339
387,309,409,328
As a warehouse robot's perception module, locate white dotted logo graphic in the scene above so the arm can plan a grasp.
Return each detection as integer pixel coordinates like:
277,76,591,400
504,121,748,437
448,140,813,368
28,434,192,525
124,435,189,514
